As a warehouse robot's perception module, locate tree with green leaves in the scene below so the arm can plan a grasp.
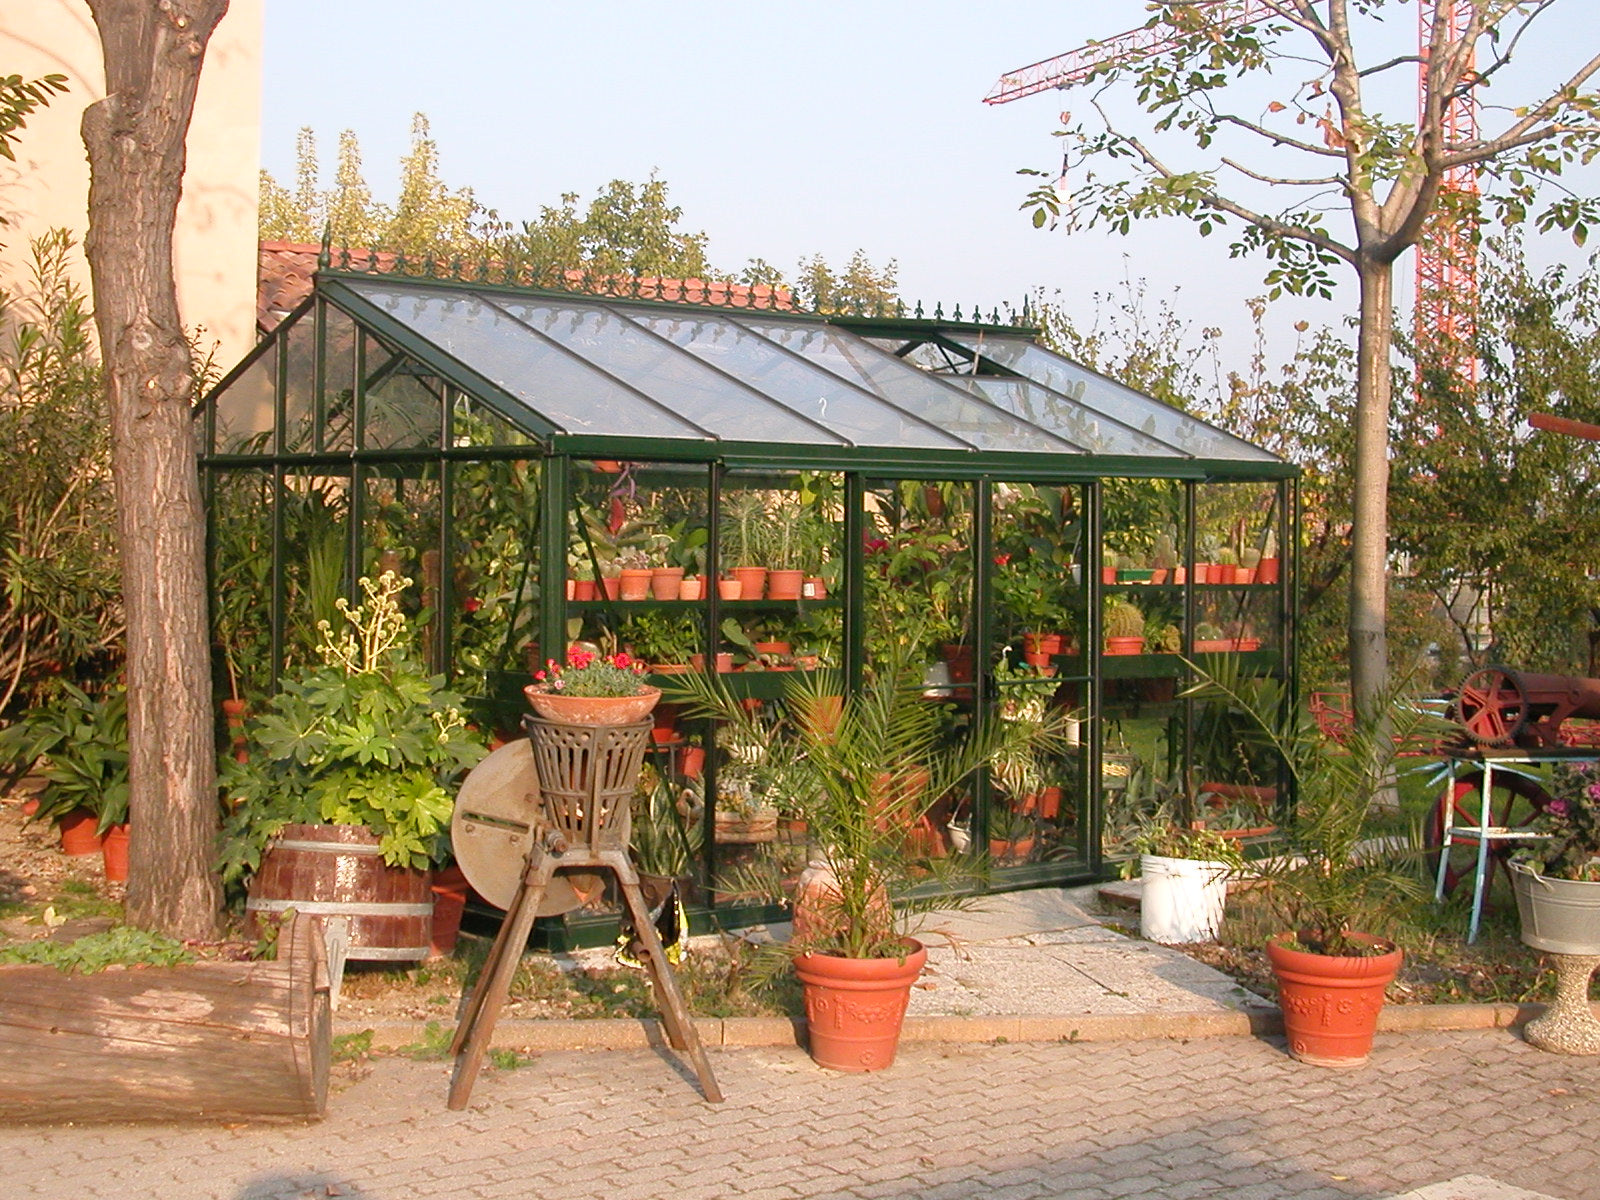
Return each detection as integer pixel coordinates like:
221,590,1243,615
1393,233,1600,675
1022,0,1600,716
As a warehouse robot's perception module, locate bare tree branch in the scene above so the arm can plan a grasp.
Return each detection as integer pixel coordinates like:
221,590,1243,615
1221,156,1345,187
1213,112,1346,159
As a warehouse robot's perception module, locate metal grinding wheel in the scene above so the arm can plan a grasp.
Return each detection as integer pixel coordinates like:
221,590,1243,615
450,739,599,915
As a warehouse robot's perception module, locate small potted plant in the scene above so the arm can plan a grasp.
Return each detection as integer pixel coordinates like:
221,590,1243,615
1124,807,1245,945
1104,598,1145,655
0,682,129,868
526,646,661,725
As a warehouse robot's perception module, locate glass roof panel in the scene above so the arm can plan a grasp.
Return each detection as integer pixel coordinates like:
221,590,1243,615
862,336,971,374
489,297,841,445
959,378,1182,457
950,332,1279,463
622,307,968,451
341,279,702,439
738,320,1079,453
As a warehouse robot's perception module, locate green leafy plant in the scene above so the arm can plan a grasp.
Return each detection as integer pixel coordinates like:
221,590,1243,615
629,767,703,878
1514,761,1600,882
0,682,128,832
1183,658,1441,955
219,572,488,888
668,650,1062,959
0,926,193,973
620,611,700,669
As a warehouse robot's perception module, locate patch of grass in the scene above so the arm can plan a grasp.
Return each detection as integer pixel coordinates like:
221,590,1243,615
332,1029,375,1064
46,878,120,921
396,1020,454,1060
0,925,193,972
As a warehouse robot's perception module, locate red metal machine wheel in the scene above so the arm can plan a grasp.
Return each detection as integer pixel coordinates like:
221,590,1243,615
1427,768,1552,900
1449,667,1530,748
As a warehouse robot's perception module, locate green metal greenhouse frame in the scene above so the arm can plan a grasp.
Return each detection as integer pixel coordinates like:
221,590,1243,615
200,261,1299,945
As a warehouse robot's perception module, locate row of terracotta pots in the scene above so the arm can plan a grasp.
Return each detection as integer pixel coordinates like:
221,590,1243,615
566,568,829,603
1099,559,1282,586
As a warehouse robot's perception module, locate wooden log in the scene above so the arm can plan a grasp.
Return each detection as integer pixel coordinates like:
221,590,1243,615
0,912,332,1123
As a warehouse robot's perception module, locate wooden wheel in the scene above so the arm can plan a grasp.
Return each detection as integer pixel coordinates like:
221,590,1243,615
1427,768,1552,900
1449,666,1530,747
450,739,593,915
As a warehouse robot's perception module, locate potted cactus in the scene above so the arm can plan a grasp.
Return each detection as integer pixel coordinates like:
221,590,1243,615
1104,599,1145,655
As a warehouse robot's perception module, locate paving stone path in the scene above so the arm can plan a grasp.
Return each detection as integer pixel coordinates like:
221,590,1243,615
6,1027,1595,1200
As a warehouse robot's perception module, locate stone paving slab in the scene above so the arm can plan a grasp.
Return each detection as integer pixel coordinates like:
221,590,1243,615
4,1029,1594,1200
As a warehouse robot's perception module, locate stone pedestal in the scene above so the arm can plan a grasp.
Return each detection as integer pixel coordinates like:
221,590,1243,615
1525,953,1600,1056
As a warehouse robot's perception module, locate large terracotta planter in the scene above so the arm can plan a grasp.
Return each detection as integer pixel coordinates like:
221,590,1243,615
728,566,766,600
794,939,927,1072
523,684,661,725
1267,932,1401,1068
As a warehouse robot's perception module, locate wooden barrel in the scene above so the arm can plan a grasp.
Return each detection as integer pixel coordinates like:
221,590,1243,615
247,823,432,962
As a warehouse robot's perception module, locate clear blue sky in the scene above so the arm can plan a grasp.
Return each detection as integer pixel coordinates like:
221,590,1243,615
260,1,1597,382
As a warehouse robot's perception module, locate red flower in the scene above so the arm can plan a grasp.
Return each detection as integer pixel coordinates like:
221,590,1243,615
993,553,1011,566
463,597,482,613
613,652,632,669
533,670,546,682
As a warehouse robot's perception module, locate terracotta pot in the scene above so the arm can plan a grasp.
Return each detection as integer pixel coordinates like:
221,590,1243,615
1037,786,1063,820
1236,566,1256,585
619,569,653,601
676,745,706,779
715,652,734,672
1023,632,1064,655
940,644,975,683
523,685,661,725
1192,564,1211,585
767,569,804,600
794,940,927,1072
600,576,621,601
988,836,1036,861
1267,932,1402,1068
1024,651,1051,668
58,808,104,857
802,576,828,600
1257,557,1280,584
429,865,471,958
1101,566,1118,585
729,566,766,600
649,567,684,600
101,823,130,882
1150,567,1169,584
650,662,692,675
678,578,704,601
717,578,743,601
1172,566,1186,585
753,641,792,658
572,578,597,601
1104,636,1145,656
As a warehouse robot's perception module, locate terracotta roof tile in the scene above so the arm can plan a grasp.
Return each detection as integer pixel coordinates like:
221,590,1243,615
257,243,797,336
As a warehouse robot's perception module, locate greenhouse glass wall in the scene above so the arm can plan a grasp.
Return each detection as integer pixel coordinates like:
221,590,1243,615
201,265,1298,943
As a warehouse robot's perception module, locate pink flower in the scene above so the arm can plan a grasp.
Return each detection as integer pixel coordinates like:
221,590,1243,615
1548,799,1571,818
613,652,632,669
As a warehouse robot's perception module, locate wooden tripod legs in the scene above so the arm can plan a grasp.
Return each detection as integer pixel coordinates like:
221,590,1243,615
447,847,723,1109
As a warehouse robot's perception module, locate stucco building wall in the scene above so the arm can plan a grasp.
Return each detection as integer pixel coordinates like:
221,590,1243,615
0,1,262,367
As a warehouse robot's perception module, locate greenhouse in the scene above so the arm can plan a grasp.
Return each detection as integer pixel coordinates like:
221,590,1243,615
200,260,1298,943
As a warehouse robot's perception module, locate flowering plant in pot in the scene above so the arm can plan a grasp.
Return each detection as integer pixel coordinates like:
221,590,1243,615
667,645,1060,1071
1185,658,1441,1067
1506,761,1600,1052
524,647,660,724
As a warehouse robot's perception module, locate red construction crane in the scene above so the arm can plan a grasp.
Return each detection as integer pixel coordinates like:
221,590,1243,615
986,0,1479,386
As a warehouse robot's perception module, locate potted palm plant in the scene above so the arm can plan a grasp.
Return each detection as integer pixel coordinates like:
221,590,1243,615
668,650,1058,1071
1185,658,1441,1068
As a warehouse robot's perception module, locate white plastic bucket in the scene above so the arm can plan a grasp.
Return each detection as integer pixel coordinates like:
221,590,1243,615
1139,853,1230,944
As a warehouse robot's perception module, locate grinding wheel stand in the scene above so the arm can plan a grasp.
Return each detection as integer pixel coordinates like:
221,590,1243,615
447,716,722,1108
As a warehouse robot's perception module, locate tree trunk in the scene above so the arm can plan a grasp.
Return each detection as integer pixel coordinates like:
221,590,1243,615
1349,256,1394,718
81,0,229,938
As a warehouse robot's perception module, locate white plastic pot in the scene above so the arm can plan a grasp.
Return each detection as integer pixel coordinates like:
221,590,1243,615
1139,853,1230,944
